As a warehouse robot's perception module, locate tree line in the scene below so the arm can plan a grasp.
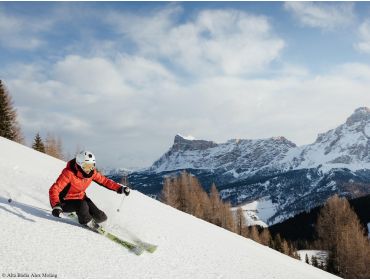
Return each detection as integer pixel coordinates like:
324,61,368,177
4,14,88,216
314,195,370,278
32,132,64,160
161,171,370,278
292,195,370,278
0,80,64,160
160,171,299,259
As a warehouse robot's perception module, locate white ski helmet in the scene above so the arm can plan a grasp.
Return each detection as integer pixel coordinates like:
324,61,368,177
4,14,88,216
76,151,96,170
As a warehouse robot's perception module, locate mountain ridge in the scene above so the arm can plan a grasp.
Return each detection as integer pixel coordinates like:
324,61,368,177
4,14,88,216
123,107,370,225
147,107,370,175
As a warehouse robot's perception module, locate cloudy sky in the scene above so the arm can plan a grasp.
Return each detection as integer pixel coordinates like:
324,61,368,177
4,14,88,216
3,1,370,169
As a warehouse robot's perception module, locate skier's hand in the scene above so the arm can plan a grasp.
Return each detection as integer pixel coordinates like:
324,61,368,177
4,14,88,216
52,204,63,218
118,185,131,196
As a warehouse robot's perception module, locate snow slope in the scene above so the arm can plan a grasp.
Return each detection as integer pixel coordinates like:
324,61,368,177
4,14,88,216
0,137,337,278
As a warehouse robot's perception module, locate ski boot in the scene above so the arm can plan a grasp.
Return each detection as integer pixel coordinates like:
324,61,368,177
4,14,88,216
85,219,104,234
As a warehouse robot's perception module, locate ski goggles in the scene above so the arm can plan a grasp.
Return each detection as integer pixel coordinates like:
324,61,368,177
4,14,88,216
81,162,95,173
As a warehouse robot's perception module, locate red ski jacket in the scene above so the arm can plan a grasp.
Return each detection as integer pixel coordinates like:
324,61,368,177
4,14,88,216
49,159,121,208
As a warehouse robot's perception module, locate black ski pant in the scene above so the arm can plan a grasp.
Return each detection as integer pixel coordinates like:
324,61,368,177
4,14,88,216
61,196,107,225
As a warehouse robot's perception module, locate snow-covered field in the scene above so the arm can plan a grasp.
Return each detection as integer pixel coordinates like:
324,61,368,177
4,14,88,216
0,137,337,278
235,197,278,227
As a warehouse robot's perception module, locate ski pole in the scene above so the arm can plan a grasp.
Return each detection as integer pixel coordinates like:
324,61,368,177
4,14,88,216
116,193,125,213
108,192,126,231
116,175,130,213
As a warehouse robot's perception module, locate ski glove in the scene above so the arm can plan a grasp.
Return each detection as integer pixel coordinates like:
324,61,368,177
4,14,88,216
52,204,63,218
117,185,131,196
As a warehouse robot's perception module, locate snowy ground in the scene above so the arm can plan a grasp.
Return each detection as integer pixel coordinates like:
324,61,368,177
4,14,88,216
297,250,328,266
234,197,278,227
0,137,338,278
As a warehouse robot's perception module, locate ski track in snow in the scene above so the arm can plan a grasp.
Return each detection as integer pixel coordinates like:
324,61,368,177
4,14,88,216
0,137,338,278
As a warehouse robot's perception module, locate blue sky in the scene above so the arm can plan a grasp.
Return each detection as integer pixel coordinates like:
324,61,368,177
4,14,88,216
2,1,370,169
1,2,368,71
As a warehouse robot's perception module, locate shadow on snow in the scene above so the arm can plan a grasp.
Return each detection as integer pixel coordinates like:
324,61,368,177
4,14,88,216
0,196,82,229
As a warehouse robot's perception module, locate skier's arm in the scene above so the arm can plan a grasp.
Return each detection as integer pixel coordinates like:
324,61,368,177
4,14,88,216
93,172,122,192
49,169,71,208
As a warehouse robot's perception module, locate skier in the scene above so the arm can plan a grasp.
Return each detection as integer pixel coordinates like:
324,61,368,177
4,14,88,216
49,151,130,228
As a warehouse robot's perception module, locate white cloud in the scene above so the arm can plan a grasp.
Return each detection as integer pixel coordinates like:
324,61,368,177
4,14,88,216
333,63,370,79
0,7,55,50
18,107,92,134
284,2,355,30
354,20,370,53
7,55,370,168
106,7,285,76
274,63,310,78
53,55,129,99
116,55,177,88
4,53,182,167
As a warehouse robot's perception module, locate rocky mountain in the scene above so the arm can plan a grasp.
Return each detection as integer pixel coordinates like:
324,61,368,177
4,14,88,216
284,107,370,171
148,134,296,177
116,107,370,225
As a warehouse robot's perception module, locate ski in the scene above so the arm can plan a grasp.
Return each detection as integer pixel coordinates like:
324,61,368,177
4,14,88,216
108,224,158,253
97,227,145,256
64,213,144,256
133,240,157,253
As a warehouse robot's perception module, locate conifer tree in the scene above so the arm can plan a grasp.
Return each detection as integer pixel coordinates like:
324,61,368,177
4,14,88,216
175,171,189,213
273,234,282,252
311,256,319,268
160,173,238,233
281,239,290,255
220,201,235,232
316,195,370,278
259,228,271,246
188,174,206,219
161,177,176,206
235,207,247,236
179,172,204,219
0,80,23,143
248,226,260,243
199,189,212,221
32,132,45,153
209,183,222,226
289,243,300,259
45,133,64,160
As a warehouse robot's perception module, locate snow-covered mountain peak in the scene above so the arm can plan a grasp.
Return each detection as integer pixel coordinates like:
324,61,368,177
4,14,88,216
128,108,370,226
346,107,370,126
148,134,297,174
175,133,196,141
146,108,370,176
271,136,297,146
173,134,218,151
287,107,370,171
